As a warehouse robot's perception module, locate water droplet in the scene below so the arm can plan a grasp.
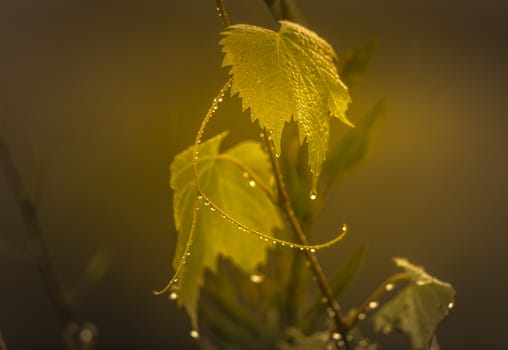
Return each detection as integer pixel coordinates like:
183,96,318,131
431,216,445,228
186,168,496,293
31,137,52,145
332,332,341,340
299,247,304,251
385,283,395,291
264,238,269,242
341,224,347,232
79,327,94,344
272,240,276,245
169,292,178,300
382,325,392,334
289,245,294,248
321,297,328,303
310,248,316,253
197,195,203,200
358,313,366,320
218,97,223,102
448,302,454,309
204,201,210,206
310,192,317,200
186,252,191,256
249,180,256,187
210,207,216,211
249,274,264,283
369,301,379,309
275,152,280,158
190,330,200,339
416,280,426,286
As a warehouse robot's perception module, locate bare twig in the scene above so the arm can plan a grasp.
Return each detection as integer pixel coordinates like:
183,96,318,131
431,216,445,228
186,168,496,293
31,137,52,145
0,136,75,326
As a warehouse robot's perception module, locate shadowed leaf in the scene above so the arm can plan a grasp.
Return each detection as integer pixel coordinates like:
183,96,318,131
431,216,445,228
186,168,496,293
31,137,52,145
372,258,455,350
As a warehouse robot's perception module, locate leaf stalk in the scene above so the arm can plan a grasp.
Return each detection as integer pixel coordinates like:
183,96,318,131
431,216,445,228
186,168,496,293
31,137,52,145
347,272,411,329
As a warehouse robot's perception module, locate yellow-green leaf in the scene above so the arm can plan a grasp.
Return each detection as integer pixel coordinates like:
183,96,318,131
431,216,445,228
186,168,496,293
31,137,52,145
373,258,455,350
170,132,283,328
220,21,352,192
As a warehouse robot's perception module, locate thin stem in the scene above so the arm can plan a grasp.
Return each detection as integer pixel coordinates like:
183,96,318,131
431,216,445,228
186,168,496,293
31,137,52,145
215,154,276,205
215,0,231,27
0,136,75,326
0,136,88,350
263,131,350,339
347,272,410,329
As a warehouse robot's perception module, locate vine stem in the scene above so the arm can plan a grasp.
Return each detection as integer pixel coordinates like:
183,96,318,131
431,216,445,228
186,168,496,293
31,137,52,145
215,0,231,27
154,78,348,296
347,272,410,328
214,0,351,345
263,131,350,338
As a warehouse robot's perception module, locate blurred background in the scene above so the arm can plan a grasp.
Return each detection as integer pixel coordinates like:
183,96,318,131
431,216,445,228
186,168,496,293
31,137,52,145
1,0,507,349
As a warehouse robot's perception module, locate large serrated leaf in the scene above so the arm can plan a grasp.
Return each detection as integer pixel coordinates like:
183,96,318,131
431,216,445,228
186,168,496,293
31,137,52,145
220,21,352,192
372,258,455,350
170,132,283,328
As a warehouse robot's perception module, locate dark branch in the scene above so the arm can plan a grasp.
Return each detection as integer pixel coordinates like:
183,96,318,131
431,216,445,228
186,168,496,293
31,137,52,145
0,135,75,326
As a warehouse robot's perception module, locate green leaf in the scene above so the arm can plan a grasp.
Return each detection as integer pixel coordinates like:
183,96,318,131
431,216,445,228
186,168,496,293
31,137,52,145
323,99,385,184
339,40,378,88
372,258,455,350
220,21,352,192
170,132,283,328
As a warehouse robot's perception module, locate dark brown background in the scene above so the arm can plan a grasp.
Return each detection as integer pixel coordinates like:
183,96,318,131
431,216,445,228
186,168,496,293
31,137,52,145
1,0,507,349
